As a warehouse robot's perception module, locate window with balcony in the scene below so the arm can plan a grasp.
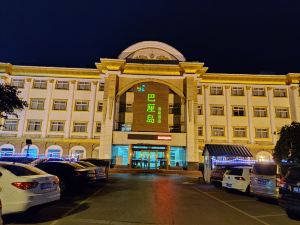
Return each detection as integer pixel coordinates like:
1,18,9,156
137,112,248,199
233,127,246,137
73,122,87,132
198,126,203,136
211,127,225,136
3,119,18,131
11,79,25,88
33,80,47,89
77,81,91,90
211,105,224,116
210,86,223,95
50,121,64,132
273,88,287,97
254,107,268,117
232,106,245,116
275,107,289,118
231,87,244,96
27,120,42,131
53,100,67,110
30,99,45,110
252,87,265,96
75,101,89,111
96,123,102,133
55,81,69,90
255,128,269,138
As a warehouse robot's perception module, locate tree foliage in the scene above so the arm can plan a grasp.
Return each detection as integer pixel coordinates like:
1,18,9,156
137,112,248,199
0,83,27,120
273,122,300,165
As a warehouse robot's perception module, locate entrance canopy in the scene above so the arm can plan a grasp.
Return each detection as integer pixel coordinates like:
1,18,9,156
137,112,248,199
203,144,252,157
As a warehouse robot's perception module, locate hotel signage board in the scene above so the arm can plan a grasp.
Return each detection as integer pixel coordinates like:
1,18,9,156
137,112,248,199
128,134,172,141
132,82,169,132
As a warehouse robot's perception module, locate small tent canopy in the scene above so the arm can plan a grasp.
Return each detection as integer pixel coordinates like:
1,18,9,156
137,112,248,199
202,144,252,157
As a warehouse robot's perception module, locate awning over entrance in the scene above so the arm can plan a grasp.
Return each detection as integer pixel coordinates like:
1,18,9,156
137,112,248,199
202,144,252,157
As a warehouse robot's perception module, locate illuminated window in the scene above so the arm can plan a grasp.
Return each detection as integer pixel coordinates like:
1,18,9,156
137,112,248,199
11,79,24,88
255,128,269,138
53,100,67,110
252,87,265,96
27,120,42,131
210,105,224,116
3,120,18,131
275,107,289,118
233,127,246,137
198,126,203,136
30,99,45,110
75,100,89,111
55,81,69,90
273,88,287,97
197,105,203,115
73,122,87,132
97,102,103,112
99,82,105,91
232,106,245,116
254,107,267,117
211,127,225,136
197,85,202,94
33,80,47,89
170,147,186,167
96,123,102,133
231,87,244,96
50,121,64,132
210,86,223,95
77,81,91,90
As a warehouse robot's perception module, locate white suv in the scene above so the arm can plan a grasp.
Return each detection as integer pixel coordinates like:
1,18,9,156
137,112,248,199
222,167,252,193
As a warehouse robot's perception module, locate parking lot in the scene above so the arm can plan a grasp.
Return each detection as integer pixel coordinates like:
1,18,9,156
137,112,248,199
3,173,300,225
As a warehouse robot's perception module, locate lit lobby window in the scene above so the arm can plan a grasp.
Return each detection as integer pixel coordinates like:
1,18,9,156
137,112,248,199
254,107,267,117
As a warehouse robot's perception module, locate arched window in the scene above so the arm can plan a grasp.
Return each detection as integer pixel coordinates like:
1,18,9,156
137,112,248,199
22,144,39,158
0,144,15,156
70,146,86,159
46,145,63,158
256,151,273,162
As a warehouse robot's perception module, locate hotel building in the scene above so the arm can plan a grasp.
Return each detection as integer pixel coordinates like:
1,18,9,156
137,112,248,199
0,41,299,170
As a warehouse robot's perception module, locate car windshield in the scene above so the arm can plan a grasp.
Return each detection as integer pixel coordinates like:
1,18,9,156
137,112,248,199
252,163,277,176
2,164,47,176
227,168,243,176
286,167,300,181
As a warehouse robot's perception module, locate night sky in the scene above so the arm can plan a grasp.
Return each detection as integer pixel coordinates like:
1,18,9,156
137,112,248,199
0,1,299,74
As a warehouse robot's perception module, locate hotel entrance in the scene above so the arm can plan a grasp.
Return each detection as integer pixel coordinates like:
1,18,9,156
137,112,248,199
131,145,168,169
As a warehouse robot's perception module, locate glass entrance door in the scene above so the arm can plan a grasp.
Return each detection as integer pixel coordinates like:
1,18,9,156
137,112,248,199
131,148,167,169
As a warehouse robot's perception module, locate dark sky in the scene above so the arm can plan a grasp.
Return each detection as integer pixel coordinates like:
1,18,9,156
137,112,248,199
0,0,299,74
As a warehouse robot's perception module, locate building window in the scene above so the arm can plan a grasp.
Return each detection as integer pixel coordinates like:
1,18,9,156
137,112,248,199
75,101,89,111
210,106,224,116
198,126,203,136
169,104,181,114
232,106,245,116
50,121,64,132
275,107,289,118
77,81,91,90
73,122,87,132
55,81,69,90
27,120,42,131
97,102,103,112
273,88,287,97
53,100,67,110
254,107,268,117
169,125,181,133
231,87,244,96
30,99,45,110
197,85,202,95
256,128,269,138
3,119,18,131
252,87,265,96
99,82,105,91
119,103,132,113
233,127,246,137
210,86,223,95
33,80,47,89
119,123,132,132
11,79,25,88
197,105,203,115
212,127,225,136
96,123,102,133
125,104,132,112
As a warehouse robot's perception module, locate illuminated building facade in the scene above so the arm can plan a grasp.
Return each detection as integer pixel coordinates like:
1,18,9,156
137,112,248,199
0,41,299,170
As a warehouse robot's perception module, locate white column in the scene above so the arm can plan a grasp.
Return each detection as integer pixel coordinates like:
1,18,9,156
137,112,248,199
267,87,276,144
203,85,210,143
289,85,300,122
246,86,254,144
18,78,32,137
88,81,97,139
41,79,54,138
64,80,76,138
225,86,232,143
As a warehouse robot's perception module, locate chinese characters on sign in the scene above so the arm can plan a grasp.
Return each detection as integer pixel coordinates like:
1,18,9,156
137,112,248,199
146,93,156,124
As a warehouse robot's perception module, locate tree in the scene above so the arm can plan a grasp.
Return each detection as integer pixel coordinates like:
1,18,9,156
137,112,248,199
0,83,27,123
273,122,300,166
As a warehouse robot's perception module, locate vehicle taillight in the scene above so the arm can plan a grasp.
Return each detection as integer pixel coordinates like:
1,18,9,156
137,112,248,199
278,177,286,188
11,182,38,190
234,177,245,181
53,176,59,184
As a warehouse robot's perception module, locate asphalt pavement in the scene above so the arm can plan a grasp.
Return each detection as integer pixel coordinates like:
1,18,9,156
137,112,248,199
4,173,300,225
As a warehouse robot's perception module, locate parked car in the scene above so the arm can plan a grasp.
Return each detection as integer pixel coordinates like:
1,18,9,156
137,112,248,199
80,158,109,180
210,166,228,187
250,162,280,199
222,167,252,193
36,161,96,193
0,162,60,215
279,166,300,219
77,161,107,181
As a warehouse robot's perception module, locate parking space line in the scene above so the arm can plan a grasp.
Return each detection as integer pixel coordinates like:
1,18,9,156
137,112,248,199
226,199,256,203
193,187,269,225
49,186,106,225
256,213,286,218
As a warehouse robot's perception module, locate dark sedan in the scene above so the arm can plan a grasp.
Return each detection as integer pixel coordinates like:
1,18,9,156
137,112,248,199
80,158,109,180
